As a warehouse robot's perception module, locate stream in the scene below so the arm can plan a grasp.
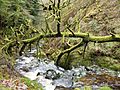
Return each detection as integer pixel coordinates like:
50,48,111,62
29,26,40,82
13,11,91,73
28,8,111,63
15,49,120,90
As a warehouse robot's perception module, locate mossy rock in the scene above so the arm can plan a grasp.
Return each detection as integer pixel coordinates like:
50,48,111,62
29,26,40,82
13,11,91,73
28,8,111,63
97,56,120,71
96,56,111,67
73,53,93,67
110,64,120,71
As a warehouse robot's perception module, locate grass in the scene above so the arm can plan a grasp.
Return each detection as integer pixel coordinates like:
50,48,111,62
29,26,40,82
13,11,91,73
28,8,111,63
20,77,43,90
0,77,43,90
99,86,112,90
0,84,12,90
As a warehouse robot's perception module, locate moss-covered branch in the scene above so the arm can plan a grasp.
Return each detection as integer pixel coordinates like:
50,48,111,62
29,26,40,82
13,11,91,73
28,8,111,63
1,32,120,64
1,40,16,53
22,32,120,43
1,32,120,52
56,39,85,66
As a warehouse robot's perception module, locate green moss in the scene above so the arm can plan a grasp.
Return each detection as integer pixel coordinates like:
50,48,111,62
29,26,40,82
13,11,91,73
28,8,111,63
57,41,120,71
96,56,120,71
75,54,93,67
58,53,74,70
110,64,120,71
0,72,3,80
0,84,12,90
74,88,80,90
78,59,92,66
112,48,120,59
99,86,112,90
20,77,43,90
84,86,92,90
97,56,111,67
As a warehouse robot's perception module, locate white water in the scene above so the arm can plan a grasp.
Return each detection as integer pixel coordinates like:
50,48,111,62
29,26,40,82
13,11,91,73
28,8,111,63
15,49,120,90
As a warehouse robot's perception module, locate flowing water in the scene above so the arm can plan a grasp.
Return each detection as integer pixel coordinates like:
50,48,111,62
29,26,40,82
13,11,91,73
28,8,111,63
15,49,120,90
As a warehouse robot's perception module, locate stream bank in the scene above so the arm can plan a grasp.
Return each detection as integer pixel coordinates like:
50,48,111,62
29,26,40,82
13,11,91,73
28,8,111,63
15,49,120,90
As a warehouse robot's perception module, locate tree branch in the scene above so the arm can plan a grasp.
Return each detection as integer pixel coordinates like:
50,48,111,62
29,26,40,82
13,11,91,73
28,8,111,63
22,32,120,43
1,32,120,64
1,32,120,51
55,39,85,66
57,0,61,34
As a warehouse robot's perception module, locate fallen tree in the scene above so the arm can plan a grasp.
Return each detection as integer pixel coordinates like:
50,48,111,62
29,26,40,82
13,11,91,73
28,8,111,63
1,32,120,66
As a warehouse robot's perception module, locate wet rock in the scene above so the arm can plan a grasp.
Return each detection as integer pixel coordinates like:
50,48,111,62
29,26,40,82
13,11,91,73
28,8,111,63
73,81,84,87
92,85,99,90
55,86,74,90
54,77,74,88
20,66,29,72
111,84,120,90
45,69,60,80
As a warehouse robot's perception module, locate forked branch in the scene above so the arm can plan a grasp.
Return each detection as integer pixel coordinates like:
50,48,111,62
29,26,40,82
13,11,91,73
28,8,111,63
56,39,85,66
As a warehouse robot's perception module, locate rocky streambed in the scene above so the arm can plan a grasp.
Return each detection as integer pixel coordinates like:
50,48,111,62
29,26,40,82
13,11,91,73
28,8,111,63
15,49,120,90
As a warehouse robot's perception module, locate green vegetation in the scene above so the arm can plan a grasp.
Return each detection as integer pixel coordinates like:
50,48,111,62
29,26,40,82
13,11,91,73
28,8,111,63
74,86,112,90
99,86,112,90
0,0,43,89
0,0,120,89
74,88,80,90
0,77,43,90
20,77,43,90
84,86,92,90
0,84,11,90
